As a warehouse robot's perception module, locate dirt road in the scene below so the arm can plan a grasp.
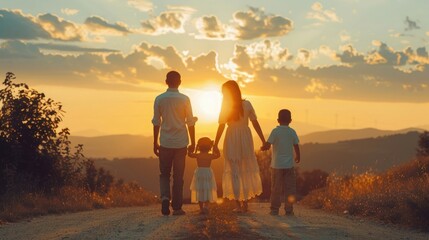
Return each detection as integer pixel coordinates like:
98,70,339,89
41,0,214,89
0,203,427,240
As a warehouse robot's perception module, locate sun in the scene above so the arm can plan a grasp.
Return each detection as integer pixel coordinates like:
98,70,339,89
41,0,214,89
191,88,222,122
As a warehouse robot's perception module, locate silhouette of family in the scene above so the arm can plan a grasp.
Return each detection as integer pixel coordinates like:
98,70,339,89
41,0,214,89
152,71,300,216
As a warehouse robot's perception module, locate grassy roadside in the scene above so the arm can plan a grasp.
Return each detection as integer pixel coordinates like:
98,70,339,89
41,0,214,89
0,185,157,223
301,157,429,231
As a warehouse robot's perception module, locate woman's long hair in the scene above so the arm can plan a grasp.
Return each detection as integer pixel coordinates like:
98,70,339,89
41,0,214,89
221,80,243,122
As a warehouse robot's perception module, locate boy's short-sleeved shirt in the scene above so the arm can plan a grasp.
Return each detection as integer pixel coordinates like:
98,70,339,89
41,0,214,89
267,125,299,169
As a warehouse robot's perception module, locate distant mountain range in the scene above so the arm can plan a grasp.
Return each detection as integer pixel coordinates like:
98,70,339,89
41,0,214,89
299,131,420,174
92,131,422,198
299,127,424,144
70,127,424,159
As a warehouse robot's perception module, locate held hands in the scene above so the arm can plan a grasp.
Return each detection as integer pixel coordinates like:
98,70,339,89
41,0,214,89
260,142,271,151
187,144,195,154
213,145,220,156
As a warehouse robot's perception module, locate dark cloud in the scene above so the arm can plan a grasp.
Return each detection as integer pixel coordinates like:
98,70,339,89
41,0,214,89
85,16,131,35
34,43,119,53
0,40,41,58
0,10,84,41
1,38,428,102
0,9,51,40
404,16,420,31
228,41,429,102
0,40,226,91
335,45,365,64
233,7,293,40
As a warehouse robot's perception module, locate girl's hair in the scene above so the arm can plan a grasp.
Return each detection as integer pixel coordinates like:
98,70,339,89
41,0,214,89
197,137,214,152
221,80,243,122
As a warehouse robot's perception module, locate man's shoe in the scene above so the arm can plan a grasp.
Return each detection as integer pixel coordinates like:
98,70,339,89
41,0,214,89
172,209,186,215
161,199,170,216
285,211,294,216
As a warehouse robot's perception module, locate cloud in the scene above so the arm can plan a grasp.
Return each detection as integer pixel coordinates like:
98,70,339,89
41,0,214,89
226,40,429,102
128,0,154,12
307,2,341,22
140,10,191,34
335,45,365,64
366,42,408,66
295,49,312,65
233,7,293,40
0,40,42,58
37,13,84,41
305,78,341,96
404,16,420,31
195,15,228,39
0,10,84,41
0,9,51,40
34,43,119,53
85,16,132,35
2,38,428,102
61,8,79,16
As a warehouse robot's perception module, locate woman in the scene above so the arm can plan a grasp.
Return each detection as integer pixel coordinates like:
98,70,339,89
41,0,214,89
213,80,265,212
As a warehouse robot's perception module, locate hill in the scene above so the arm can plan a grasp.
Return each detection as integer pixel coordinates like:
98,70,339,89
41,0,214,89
69,135,153,159
94,155,225,199
71,128,422,159
299,131,420,174
299,127,424,144
93,131,421,198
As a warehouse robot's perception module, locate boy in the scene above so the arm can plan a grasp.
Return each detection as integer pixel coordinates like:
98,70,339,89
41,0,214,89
261,109,300,216
152,71,197,216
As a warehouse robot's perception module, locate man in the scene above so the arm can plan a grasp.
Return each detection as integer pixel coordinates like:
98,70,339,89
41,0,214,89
152,71,196,216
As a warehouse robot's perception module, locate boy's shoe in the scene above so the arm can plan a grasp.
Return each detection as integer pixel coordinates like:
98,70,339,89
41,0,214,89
269,210,279,216
172,209,186,215
161,199,170,216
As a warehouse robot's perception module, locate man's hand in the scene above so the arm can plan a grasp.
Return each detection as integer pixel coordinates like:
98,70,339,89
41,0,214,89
187,144,195,154
260,142,271,151
153,142,160,157
213,145,220,155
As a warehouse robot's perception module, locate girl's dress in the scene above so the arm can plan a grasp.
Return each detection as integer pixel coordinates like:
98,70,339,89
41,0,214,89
190,167,218,203
220,100,263,200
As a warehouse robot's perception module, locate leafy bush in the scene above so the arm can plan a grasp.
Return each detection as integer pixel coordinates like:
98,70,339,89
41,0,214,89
417,131,429,157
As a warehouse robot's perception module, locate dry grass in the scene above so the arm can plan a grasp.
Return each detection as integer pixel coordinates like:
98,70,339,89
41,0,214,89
302,157,429,231
0,185,157,223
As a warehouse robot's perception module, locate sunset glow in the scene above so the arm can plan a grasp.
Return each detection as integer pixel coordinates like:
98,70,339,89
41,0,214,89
0,1,427,137
190,88,222,122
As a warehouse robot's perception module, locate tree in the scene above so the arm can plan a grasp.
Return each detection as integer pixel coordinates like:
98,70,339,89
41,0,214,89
0,72,87,193
417,131,429,157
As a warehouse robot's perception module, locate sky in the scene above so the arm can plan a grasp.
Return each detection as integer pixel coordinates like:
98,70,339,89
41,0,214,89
0,0,428,137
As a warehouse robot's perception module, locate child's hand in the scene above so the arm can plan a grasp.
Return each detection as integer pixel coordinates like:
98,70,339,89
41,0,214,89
213,145,220,155
295,157,300,163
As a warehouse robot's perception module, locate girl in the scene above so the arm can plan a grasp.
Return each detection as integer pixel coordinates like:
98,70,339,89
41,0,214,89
213,80,265,213
189,137,220,214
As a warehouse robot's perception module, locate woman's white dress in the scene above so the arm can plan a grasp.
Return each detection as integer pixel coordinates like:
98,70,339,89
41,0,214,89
190,167,218,203
220,100,263,200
